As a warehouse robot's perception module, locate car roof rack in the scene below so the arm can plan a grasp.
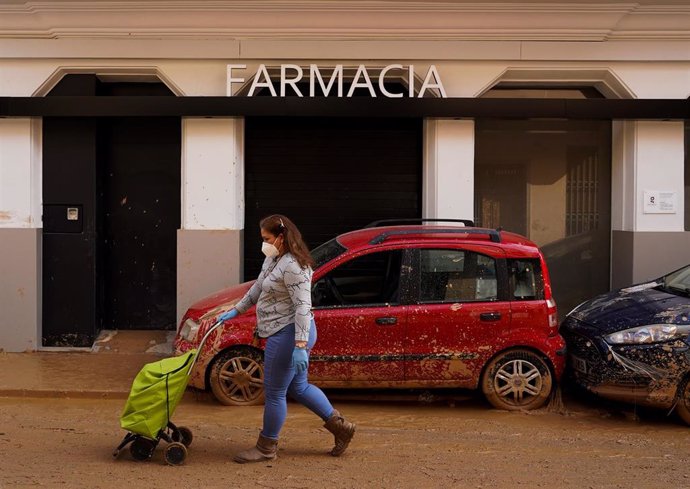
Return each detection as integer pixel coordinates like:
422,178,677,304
369,228,501,245
364,218,475,228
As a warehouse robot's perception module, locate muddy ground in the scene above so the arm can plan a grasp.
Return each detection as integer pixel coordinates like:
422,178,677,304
1,388,690,489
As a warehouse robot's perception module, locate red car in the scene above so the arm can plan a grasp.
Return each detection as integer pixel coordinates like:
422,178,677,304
174,220,566,411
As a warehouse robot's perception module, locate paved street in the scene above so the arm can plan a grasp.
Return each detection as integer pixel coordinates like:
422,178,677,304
2,389,690,489
2,332,690,488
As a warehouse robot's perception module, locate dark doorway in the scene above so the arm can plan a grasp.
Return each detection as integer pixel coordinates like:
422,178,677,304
475,164,528,236
42,75,179,346
100,117,180,329
475,119,612,319
244,117,423,280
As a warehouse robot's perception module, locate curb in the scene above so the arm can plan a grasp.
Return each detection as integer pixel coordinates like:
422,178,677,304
0,389,130,399
0,388,213,402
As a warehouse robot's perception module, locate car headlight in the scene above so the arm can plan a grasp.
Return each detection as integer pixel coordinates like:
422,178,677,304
179,318,200,342
605,324,689,345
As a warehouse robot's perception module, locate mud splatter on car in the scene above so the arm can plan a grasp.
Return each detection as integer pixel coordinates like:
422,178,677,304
560,263,690,423
174,219,566,412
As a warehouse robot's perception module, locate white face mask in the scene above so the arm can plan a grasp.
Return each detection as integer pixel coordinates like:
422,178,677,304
261,241,280,258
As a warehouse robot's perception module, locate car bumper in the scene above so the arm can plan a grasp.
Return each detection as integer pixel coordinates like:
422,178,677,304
546,334,567,380
561,316,689,409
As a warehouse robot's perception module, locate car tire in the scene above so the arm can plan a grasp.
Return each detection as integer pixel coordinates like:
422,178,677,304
209,347,265,406
481,349,553,411
675,378,690,426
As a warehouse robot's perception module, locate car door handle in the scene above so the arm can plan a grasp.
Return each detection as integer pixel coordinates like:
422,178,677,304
480,312,501,322
375,317,397,326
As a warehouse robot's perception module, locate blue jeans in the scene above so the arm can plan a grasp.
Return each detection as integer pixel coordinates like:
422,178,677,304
261,320,334,440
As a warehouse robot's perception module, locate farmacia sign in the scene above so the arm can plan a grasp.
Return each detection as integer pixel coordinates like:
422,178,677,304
227,64,446,98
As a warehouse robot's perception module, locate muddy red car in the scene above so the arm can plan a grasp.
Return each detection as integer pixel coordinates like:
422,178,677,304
174,220,566,411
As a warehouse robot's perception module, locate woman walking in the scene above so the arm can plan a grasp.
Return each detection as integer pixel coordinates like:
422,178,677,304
217,214,356,463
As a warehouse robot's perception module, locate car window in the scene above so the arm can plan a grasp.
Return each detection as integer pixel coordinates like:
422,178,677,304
311,238,348,269
509,259,543,300
419,249,497,303
312,250,403,308
664,264,690,290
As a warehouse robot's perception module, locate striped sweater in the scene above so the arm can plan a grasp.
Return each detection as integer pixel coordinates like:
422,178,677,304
235,253,313,342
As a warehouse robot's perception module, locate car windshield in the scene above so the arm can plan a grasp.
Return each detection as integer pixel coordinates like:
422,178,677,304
311,238,347,269
662,264,690,296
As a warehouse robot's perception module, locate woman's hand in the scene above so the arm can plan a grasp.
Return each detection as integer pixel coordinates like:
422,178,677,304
292,347,309,374
217,309,239,322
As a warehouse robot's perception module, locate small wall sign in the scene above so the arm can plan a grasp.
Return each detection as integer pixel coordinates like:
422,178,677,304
643,190,677,214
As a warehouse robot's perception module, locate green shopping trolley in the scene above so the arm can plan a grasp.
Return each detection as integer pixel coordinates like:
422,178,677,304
113,320,223,465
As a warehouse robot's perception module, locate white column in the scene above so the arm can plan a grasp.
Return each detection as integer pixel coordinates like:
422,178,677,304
0,118,41,228
611,120,635,232
0,118,41,351
182,117,244,230
635,121,685,231
178,117,245,324
612,120,685,232
423,119,475,221
611,120,687,288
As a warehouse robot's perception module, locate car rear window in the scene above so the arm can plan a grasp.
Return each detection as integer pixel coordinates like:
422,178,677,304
419,249,498,303
508,259,544,300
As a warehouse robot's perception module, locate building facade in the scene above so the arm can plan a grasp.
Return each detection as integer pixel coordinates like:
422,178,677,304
0,0,689,351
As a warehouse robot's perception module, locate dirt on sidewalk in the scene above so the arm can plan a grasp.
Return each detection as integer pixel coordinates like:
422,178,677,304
1,390,690,489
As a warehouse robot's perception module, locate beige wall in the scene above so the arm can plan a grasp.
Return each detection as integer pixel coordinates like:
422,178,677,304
528,149,567,246
177,229,243,326
612,231,690,289
0,229,40,352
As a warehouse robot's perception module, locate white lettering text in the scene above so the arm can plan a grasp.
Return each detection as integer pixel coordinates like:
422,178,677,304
229,63,447,98
347,65,377,98
310,64,343,97
227,64,246,96
379,64,404,98
418,65,447,98
248,64,276,97
280,64,304,97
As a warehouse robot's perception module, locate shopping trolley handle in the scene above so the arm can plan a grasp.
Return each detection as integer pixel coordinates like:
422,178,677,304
187,319,225,375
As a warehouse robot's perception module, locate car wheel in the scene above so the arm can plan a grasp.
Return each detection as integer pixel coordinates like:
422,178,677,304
481,349,553,411
675,378,690,426
209,347,265,406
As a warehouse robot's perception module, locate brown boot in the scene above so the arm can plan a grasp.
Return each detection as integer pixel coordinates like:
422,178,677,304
233,434,278,464
323,409,356,456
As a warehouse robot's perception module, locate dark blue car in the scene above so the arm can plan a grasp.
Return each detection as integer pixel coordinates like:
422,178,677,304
560,264,690,424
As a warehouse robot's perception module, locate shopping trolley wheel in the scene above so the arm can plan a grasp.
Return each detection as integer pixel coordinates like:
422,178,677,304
130,437,156,461
173,426,193,447
164,442,187,466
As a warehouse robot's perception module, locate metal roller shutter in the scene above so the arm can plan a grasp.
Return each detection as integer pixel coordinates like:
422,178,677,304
244,116,422,280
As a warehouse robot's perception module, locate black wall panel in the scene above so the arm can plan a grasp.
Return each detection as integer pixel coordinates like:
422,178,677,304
244,117,423,280
42,117,99,346
100,117,180,330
